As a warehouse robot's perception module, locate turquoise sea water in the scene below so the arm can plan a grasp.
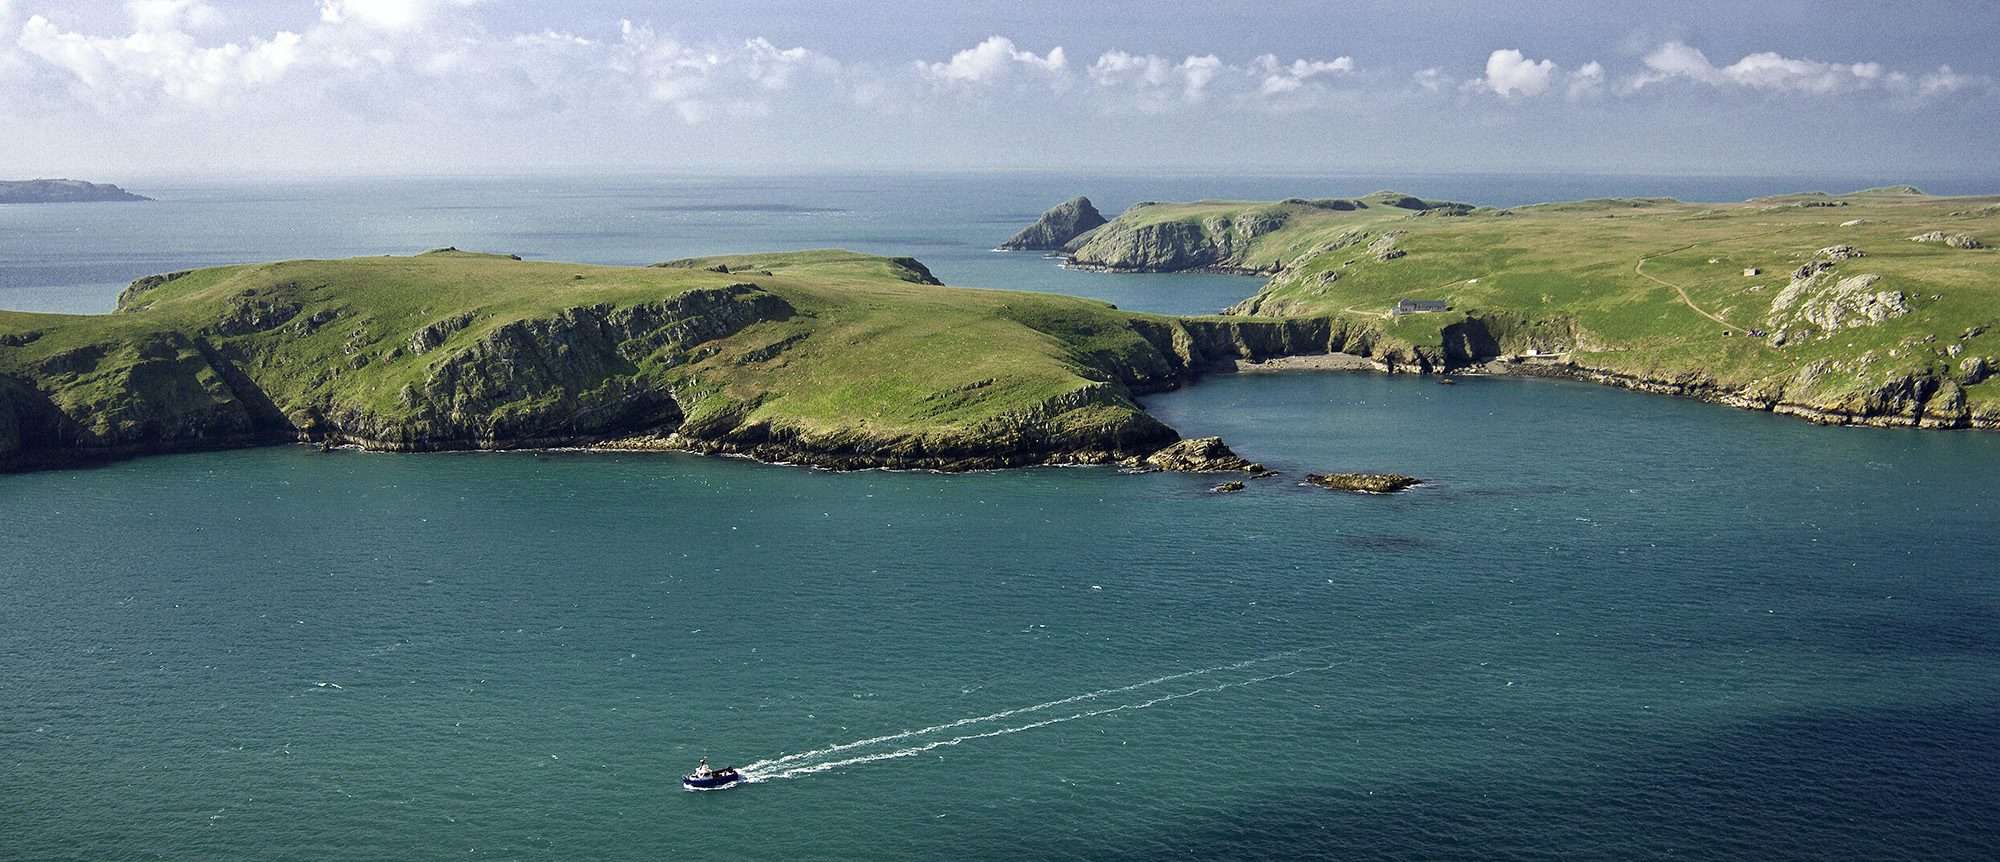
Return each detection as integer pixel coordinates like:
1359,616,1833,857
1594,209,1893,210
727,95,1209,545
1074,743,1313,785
4,174,2000,860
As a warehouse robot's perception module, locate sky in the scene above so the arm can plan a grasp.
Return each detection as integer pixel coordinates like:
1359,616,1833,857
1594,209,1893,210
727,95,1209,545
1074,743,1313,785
2,0,1997,177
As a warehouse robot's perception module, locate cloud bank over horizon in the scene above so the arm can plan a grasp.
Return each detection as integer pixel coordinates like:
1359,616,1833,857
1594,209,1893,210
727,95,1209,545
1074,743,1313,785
3,1,1996,176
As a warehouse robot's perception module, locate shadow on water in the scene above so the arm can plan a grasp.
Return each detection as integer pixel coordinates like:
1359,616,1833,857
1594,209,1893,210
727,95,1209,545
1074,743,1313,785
973,704,2000,862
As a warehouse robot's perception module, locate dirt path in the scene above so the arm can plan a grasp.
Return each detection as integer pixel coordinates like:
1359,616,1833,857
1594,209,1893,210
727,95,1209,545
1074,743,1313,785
1634,244,1735,328
1635,224,1815,330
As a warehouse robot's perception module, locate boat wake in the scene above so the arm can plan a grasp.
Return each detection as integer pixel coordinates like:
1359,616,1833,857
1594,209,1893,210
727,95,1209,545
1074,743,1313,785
736,649,1352,785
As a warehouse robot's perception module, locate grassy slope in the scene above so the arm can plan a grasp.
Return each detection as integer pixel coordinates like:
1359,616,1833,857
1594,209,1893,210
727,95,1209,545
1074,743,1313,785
0,249,1187,465
1184,189,2000,422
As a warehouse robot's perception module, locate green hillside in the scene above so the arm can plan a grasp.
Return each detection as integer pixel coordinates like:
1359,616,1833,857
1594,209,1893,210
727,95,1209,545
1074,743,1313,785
1067,188,2000,427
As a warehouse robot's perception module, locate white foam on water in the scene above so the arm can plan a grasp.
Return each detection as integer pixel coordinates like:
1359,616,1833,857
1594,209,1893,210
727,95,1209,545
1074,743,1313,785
742,658,1352,783
735,646,1330,774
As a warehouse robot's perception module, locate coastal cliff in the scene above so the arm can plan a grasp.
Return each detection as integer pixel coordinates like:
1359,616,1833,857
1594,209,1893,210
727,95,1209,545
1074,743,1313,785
2,250,1223,473
1065,193,1477,274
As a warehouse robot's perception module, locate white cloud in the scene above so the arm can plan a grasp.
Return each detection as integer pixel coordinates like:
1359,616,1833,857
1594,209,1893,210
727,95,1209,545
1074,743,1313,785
127,0,222,33
1253,53,1354,96
1087,51,1219,110
317,0,480,32
1628,41,1904,95
1482,49,1556,97
1,4,1989,145
1178,55,1223,101
918,35,1065,85
17,13,303,106
1088,50,1356,110
608,23,838,122
1567,61,1605,100
1917,65,1988,97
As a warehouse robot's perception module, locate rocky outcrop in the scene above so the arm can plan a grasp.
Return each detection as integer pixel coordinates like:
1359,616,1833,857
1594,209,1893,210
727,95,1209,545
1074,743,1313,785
1909,231,1985,250
115,270,192,312
1135,436,1266,473
1303,472,1421,493
610,405,1176,472
1065,211,1290,273
1768,270,1907,341
0,179,151,204
1000,196,1108,250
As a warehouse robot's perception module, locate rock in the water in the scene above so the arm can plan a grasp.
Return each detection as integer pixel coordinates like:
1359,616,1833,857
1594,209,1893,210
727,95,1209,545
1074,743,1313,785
1212,480,1245,493
1141,436,1265,473
1909,231,1985,250
1303,472,1422,493
1000,196,1108,250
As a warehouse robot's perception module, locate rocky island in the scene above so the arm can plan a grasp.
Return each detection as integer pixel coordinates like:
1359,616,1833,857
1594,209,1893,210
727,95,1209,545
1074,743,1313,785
0,179,151,204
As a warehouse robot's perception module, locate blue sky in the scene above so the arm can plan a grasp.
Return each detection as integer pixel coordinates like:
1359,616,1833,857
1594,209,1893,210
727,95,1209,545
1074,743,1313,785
4,0,1997,176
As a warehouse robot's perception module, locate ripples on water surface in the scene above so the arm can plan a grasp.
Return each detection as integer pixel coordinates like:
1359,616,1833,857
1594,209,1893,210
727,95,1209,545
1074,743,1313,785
5,372,1997,860
4,174,2000,860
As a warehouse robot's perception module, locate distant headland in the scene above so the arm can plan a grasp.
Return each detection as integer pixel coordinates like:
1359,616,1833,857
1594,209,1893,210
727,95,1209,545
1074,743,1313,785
0,179,151,204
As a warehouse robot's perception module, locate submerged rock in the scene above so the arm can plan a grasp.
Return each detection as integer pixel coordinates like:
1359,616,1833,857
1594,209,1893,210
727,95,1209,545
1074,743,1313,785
1000,196,1108,250
1303,472,1422,493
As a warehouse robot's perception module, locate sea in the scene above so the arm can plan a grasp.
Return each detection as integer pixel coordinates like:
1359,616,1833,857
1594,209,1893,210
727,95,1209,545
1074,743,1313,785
3,172,1998,861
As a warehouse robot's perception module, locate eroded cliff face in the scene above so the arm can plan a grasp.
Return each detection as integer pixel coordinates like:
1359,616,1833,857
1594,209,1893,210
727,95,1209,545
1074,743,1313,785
1065,212,1290,274
302,284,791,450
0,330,289,470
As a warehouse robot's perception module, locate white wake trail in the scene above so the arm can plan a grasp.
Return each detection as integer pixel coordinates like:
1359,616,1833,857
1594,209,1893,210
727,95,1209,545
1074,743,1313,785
744,659,1352,783
736,646,1329,774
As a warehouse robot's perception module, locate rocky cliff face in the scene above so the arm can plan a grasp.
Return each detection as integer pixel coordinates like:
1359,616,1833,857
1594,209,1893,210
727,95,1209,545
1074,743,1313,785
0,330,289,470
1064,211,1290,273
999,196,1108,250
304,284,793,450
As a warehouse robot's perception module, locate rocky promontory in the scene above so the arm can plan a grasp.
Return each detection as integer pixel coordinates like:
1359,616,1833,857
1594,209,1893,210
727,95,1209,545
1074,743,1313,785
999,196,1107,250
1054,192,1476,274
0,179,151,204
2,249,1360,475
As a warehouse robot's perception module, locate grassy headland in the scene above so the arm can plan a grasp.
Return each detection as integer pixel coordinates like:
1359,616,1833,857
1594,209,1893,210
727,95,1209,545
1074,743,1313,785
0,248,1338,472
1060,187,2000,427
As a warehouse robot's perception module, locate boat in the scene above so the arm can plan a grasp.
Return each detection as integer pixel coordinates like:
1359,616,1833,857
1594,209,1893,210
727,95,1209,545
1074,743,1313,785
1438,376,1456,385
682,758,745,791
